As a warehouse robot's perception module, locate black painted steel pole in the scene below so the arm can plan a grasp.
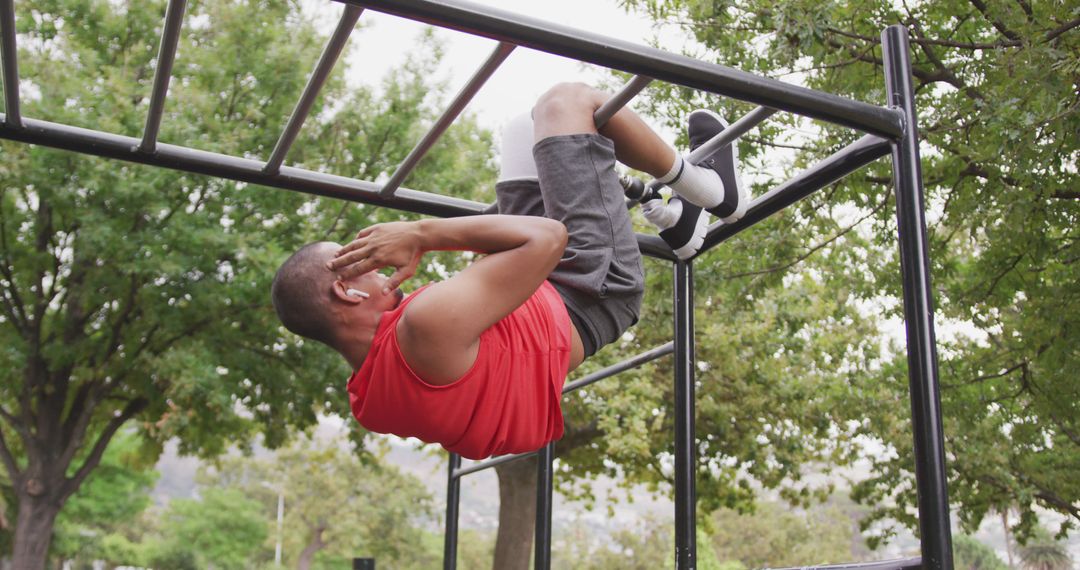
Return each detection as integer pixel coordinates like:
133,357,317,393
534,442,555,570
673,260,696,569
443,453,462,570
881,25,953,570
139,0,187,153
0,0,20,127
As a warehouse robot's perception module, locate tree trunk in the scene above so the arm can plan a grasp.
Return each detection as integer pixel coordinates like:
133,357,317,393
11,489,62,570
296,526,325,570
492,456,538,570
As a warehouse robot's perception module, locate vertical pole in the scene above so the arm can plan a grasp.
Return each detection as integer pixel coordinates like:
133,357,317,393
0,0,20,127
534,442,555,570
275,490,284,565
673,260,696,569
881,25,953,570
443,453,462,570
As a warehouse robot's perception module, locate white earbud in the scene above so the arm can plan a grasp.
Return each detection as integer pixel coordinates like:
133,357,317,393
346,288,370,299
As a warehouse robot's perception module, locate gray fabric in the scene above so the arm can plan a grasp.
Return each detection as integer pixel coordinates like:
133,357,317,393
494,133,644,356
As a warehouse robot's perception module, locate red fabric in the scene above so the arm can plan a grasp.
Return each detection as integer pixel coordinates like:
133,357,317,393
347,281,572,459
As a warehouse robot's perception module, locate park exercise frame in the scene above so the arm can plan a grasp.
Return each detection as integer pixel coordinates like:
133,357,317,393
0,0,953,568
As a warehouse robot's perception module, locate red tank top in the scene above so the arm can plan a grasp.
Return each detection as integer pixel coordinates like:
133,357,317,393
347,281,572,460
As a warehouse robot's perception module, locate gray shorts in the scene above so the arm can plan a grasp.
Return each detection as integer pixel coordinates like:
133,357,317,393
495,133,644,357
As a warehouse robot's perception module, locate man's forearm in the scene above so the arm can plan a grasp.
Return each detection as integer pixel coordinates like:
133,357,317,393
416,215,566,255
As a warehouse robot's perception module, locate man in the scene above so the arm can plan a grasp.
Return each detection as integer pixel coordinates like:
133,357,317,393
271,83,745,459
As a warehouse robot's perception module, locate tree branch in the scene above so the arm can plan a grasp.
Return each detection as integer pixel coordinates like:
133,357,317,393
968,0,1022,41
95,274,142,369
721,187,890,280
58,381,101,466
61,396,149,500
1045,17,1080,42
0,423,20,481
0,208,29,333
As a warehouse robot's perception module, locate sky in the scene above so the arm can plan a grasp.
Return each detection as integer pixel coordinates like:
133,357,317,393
324,0,682,131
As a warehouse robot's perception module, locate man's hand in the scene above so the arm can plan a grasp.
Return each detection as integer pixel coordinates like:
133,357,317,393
327,221,424,294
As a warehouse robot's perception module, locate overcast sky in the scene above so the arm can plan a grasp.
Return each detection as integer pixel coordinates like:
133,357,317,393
333,0,680,130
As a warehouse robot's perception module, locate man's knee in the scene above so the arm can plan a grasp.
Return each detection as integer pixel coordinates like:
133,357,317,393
532,83,607,141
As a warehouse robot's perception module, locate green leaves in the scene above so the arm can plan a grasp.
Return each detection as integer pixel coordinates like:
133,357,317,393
1,0,496,560
618,0,1079,545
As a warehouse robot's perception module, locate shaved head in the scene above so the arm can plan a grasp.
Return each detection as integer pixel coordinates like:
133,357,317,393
271,242,339,345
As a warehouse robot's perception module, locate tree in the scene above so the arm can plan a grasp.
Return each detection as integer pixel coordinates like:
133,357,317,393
953,534,1008,570
1017,528,1074,570
48,431,158,566
616,0,1079,544
157,487,269,569
0,0,495,566
707,500,859,568
203,435,435,570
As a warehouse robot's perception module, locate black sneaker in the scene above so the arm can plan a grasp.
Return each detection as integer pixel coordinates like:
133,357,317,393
622,172,708,259
659,197,707,259
688,110,748,223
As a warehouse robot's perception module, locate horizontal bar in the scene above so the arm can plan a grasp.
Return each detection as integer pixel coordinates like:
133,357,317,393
2,114,485,217
380,41,515,197
687,106,777,164
453,449,537,478
593,75,653,128
340,0,903,139
1,0,19,126
263,5,363,175
139,0,188,153
695,133,892,256
766,557,921,570
0,114,677,260
562,341,674,393
645,105,776,194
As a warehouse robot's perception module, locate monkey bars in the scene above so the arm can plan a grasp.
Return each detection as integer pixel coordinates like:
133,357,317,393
0,0,953,568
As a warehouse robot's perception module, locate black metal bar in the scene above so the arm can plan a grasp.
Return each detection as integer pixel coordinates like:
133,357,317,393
695,134,892,255
263,5,363,174
0,113,489,217
443,453,462,570
766,558,922,570
139,0,187,153
673,260,696,569
687,106,777,164
562,341,674,393
593,75,653,128
534,442,554,570
338,0,903,138
0,0,19,127
642,105,776,195
452,449,537,478
380,42,514,197
0,115,677,260
882,25,953,570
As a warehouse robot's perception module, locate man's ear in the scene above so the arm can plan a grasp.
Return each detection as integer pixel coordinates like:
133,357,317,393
332,280,366,304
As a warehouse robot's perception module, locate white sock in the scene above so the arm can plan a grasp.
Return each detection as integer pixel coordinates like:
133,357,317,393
641,198,681,231
498,112,538,181
657,155,724,209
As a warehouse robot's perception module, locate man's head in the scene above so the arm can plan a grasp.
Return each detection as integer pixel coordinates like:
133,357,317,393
271,241,403,349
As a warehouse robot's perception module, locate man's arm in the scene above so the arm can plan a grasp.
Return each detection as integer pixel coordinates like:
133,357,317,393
328,215,567,384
